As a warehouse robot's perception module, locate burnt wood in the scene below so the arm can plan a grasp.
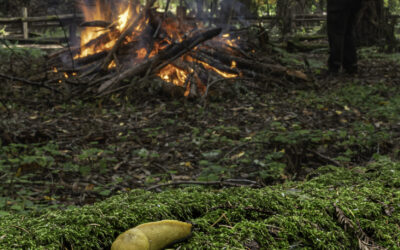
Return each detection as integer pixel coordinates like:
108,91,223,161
98,27,222,93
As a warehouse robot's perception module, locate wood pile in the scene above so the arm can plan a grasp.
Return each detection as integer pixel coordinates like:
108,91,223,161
48,0,308,98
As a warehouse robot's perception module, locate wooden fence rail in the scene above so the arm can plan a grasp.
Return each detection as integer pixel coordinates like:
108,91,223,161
0,7,83,44
0,13,82,24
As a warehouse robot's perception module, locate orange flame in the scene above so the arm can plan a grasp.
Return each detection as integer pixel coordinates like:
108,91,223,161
219,33,238,48
117,7,130,31
108,60,116,69
158,64,189,87
231,60,237,69
136,48,147,59
187,56,237,78
76,0,134,59
201,61,237,78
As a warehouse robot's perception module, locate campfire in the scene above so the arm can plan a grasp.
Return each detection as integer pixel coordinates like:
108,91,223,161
50,0,307,97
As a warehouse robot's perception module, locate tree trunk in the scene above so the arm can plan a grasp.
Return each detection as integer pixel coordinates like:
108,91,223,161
196,0,204,18
355,0,396,48
276,0,295,40
317,0,325,14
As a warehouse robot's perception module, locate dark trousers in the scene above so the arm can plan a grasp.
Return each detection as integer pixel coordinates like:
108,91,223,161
327,6,360,72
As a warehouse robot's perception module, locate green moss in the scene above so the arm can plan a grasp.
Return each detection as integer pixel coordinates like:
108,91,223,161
1,158,400,249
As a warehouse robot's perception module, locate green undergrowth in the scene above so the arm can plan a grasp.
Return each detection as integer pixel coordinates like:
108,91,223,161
0,157,399,249
1,76,400,214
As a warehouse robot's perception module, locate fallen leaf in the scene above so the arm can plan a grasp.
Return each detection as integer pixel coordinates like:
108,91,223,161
231,151,245,160
85,184,95,191
44,196,55,201
113,162,123,171
286,70,309,81
172,175,191,181
302,109,313,116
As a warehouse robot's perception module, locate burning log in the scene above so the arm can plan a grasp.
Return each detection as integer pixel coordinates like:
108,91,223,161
100,0,157,71
98,27,222,93
47,33,112,66
199,49,308,81
75,51,108,66
57,62,100,75
99,12,145,71
189,53,239,77
199,49,283,73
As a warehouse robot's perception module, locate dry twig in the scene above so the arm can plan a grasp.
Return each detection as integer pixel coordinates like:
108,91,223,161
333,203,386,250
0,73,62,94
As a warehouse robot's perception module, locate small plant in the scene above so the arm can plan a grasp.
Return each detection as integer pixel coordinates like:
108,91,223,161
78,147,117,175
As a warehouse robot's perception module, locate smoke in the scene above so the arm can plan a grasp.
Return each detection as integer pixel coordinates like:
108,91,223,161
219,0,251,29
182,0,252,30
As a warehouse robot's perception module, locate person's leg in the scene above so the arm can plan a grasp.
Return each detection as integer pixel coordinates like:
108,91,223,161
343,3,361,74
327,10,349,73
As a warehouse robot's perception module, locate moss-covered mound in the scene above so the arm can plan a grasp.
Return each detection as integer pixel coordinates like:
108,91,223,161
0,157,400,249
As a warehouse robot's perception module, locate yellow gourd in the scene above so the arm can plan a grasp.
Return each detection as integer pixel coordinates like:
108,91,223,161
111,228,150,250
111,220,192,250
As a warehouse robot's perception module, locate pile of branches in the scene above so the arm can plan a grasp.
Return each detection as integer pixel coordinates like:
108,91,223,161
46,0,308,98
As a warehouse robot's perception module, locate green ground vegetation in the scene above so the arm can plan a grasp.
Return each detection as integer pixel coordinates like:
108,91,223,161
0,157,399,249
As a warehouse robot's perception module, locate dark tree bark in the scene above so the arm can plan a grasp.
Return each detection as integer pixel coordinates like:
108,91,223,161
276,0,295,39
196,0,204,18
355,0,396,48
316,0,326,14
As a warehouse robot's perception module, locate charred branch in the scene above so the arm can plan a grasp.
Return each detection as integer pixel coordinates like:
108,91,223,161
98,27,222,93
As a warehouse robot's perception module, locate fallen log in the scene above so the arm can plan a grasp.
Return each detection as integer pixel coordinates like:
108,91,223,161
98,27,222,93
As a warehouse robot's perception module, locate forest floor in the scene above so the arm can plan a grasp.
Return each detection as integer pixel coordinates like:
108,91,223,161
0,43,399,216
